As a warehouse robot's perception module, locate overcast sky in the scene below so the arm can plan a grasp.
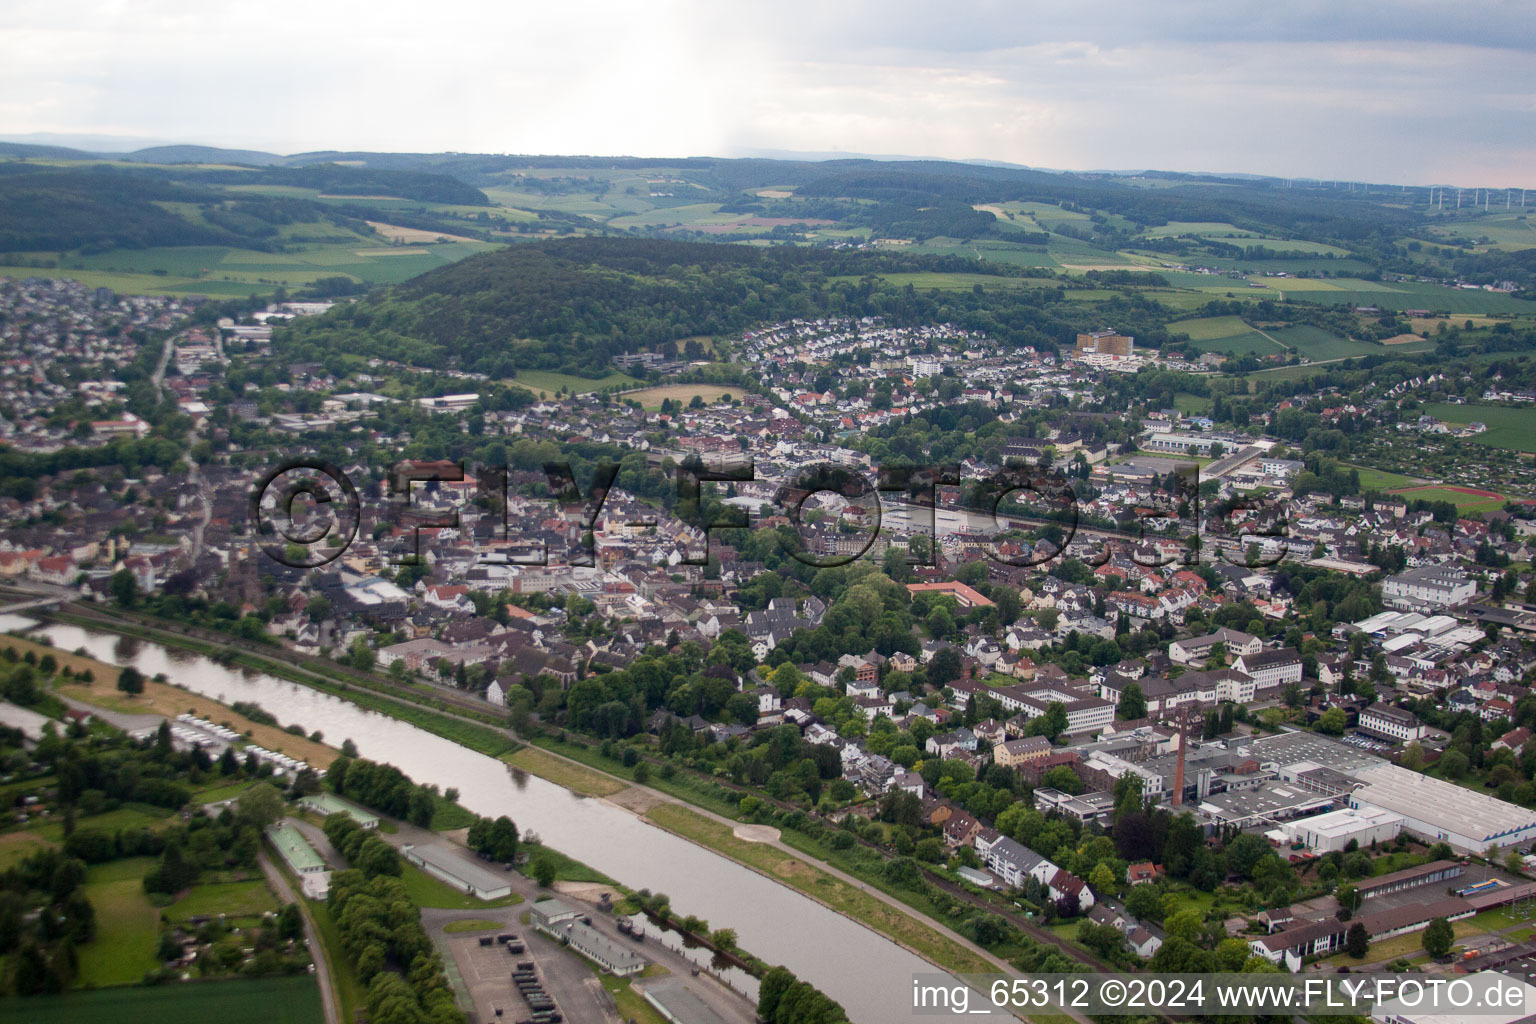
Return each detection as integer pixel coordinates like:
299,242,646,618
3,0,1533,184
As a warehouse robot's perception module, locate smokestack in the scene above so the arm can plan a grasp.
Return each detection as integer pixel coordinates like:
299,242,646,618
1172,705,1188,807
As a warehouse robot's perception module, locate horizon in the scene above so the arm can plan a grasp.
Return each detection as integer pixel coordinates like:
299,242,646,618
4,1,1534,186
1,132,1528,193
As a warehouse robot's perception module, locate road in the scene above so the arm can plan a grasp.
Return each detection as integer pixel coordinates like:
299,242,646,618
260,847,340,1024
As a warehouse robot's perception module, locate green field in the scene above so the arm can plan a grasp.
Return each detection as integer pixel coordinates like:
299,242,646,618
827,271,1047,291
1420,402,1536,452
166,878,278,922
1388,485,1511,514
1170,315,1286,355
1264,324,1408,360
506,368,641,397
1274,277,1536,315
20,975,323,1024
1349,465,1420,491
0,234,501,298
78,857,161,987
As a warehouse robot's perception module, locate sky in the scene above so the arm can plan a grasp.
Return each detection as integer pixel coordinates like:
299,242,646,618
2,0,1533,185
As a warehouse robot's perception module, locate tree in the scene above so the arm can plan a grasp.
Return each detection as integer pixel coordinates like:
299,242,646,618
1118,682,1147,721
929,648,962,685
1165,908,1205,944
116,665,144,696
531,854,556,887
238,782,285,829
1422,916,1454,959
1346,922,1370,958
109,569,138,607
1041,764,1083,794
1318,707,1347,735
1089,861,1117,895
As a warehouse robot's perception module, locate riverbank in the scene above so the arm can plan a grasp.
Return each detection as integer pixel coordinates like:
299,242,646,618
505,735,1006,977
33,605,518,757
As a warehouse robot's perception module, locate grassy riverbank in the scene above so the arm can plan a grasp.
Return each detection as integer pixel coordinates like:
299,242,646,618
32,608,517,757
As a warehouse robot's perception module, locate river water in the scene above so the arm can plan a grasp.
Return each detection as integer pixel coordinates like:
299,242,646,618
3,615,970,1022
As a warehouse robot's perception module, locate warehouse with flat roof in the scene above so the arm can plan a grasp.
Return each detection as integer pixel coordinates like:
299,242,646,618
530,899,646,975
1283,806,1403,854
401,843,513,900
298,792,379,828
642,978,731,1024
266,822,330,899
1349,763,1536,852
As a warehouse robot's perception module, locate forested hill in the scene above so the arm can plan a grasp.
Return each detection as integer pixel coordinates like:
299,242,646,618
275,237,1091,377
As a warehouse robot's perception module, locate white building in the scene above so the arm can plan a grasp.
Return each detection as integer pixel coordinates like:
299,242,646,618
1284,806,1403,854
1382,563,1476,613
1358,705,1426,743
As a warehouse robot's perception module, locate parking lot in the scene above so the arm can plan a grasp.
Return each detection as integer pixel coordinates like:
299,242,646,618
442,923,616,1024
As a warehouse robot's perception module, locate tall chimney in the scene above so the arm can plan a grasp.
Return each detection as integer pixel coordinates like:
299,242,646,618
1172,705,1188,807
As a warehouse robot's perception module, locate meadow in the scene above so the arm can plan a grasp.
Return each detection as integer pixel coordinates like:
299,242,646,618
1420,403,1536,453
78,857,161,987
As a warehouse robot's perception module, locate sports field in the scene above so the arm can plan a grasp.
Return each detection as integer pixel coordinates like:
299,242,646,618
1388,484,1511,514
622,384,738,409
506,368,640,397
1420,403,1536,453
21,975,323,1024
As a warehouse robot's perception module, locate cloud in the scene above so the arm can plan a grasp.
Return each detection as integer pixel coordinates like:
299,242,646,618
0,0,1531,183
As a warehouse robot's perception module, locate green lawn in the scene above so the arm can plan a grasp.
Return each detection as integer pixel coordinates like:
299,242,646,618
77,857,161,987
19,975,323,1024
503,746,627,797
1349,465,1419,491
442,918,504,933
166,878,279,922
399,861,523,910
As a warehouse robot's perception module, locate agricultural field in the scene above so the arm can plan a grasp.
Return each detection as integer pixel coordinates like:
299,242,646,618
20,975,324,1024
1422,210,1536,251
0,235,500,298
1420,403,1536,453
827,271,1049,291
1272,277,1536,315
622,383,739,410
1264,325,1418,361
1169,315,1285,355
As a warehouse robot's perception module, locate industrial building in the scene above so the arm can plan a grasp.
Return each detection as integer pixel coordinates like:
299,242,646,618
530,899,646,975
642,978,731,1024
1280,806,1403,853
1348,763,1536,852
401,843,514,900
298,792,379,829
1248,730,1536,852
266,822,329,899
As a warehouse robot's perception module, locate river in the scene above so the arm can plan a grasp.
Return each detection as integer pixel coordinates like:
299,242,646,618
3,615,971,1022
